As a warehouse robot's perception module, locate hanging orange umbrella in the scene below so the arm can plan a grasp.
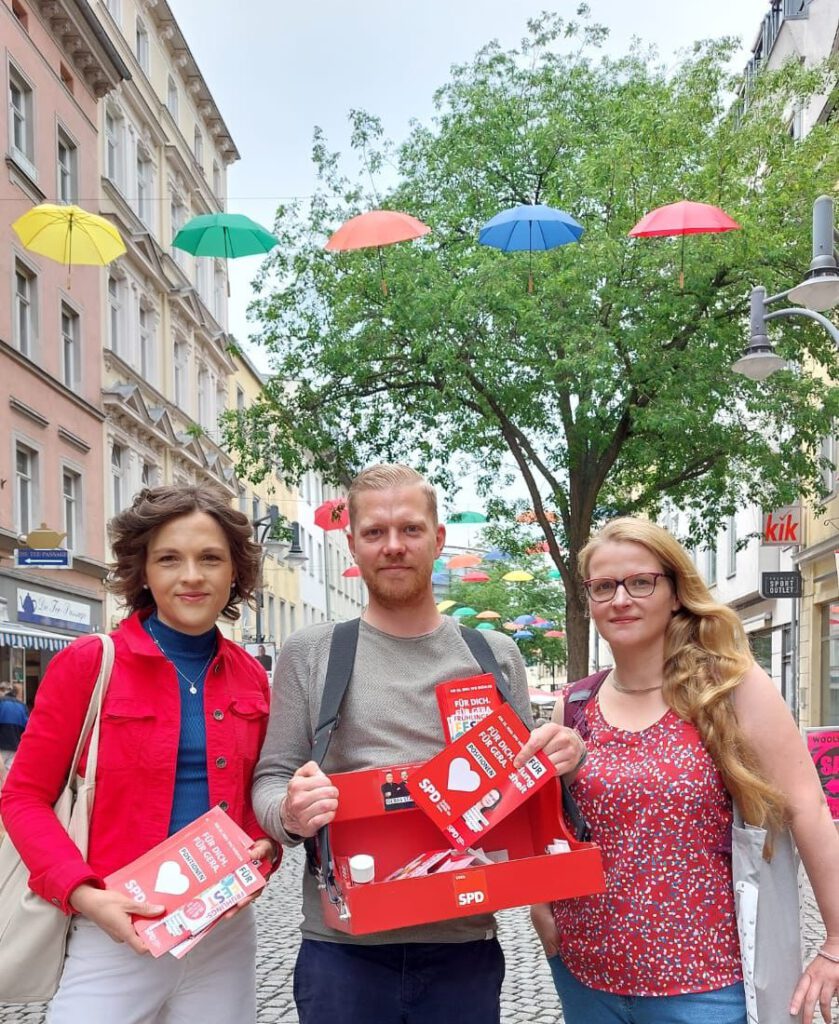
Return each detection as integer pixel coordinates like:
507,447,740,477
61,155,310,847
476,610,501,620
324,210,430,295
446,553,481,569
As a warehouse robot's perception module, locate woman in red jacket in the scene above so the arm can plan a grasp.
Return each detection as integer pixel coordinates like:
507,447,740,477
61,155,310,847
1,485,277,1023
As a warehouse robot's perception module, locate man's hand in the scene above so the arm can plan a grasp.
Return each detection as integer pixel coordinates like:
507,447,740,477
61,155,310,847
69,883,163,954
280,760,339,838
530,902,560,958
514,723,585,777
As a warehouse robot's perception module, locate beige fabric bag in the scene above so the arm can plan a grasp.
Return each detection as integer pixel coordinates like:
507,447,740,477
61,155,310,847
0,634,115,1004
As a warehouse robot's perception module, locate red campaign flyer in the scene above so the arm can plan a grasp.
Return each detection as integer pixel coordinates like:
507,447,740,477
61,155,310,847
436,674,502,743
406,705,553,849
804,727,839,821
105,806,266,957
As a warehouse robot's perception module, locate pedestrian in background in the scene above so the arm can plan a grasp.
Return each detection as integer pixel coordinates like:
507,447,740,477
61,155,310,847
253,463,584,1024
0,682,28,769
531,517,839,1024
1,485,277,1023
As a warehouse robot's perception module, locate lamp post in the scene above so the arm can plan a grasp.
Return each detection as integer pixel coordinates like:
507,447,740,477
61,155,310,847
731,195,839,726
732,196,839,381
252,507,307,642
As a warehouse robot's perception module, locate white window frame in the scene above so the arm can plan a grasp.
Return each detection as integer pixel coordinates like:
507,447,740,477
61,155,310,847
705,542,717,587
57,126,78,203
13,258,37,357
14,442,39,536
104,106,123,187
108,274,123,355
173,339,188,409
60,301,80,389
212,160,221,198
135,17,149,73
138,304,154,382
136,149,153,226
726,516,737,578
821,429,837,496
193,126,203,166
111,442,125,515
9,64,35,176
62,465,82,553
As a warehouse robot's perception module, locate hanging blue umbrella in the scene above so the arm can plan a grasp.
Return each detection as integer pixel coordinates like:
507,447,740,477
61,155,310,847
513,630,534,640
533,621,556,630
479,203,584,292
514,614,536,626
484,548,510,562
431,572,450,585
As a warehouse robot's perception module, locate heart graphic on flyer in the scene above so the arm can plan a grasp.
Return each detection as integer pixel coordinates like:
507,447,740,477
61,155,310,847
447,757,481,793
154,860,190,896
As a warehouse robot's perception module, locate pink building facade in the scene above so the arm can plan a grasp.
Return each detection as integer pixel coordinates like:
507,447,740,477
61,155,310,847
0,0,128,698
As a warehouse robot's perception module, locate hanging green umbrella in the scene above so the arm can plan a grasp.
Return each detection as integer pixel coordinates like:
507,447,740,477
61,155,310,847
172,212,279,259
452,606,478,617
476,622,496,631
446,511,488,524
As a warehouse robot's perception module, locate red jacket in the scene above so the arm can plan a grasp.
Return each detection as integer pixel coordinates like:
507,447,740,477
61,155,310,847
0,610,272,913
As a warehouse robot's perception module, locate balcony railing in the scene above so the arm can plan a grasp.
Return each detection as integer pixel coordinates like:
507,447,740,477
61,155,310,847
737,0,810,117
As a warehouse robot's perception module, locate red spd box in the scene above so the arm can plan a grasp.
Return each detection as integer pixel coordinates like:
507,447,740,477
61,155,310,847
105,806,266,957
318,763,604,935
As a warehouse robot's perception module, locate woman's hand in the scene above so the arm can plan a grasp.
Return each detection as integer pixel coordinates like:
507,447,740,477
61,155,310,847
790,947,839,1024
530,902,559,958
69,883,163,955
515,723,586,778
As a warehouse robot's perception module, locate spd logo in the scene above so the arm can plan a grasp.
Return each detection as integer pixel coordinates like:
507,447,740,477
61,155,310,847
452,869,488,910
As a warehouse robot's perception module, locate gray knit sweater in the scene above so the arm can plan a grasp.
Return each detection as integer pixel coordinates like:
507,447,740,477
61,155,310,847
252,616,532,945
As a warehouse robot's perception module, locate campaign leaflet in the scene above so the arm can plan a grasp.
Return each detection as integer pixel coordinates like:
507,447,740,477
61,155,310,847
804,727,839,821
436,673,502,743
406,705,553,850
104,806,267,958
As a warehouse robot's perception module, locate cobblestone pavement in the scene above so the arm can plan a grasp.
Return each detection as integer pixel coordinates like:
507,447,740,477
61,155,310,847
0,845,832,1024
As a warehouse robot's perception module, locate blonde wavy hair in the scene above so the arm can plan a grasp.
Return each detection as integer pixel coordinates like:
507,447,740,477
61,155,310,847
580,517,787,838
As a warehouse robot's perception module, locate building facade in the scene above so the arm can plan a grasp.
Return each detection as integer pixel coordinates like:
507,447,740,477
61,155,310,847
0,0,128,697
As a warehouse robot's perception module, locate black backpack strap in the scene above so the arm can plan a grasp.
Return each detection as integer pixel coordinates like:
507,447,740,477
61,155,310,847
461,625,592,844
459,625,514,704
305,618,361,897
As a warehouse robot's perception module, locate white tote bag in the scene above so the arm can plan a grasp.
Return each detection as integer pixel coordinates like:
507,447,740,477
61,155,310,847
732,809,803,1024
0,634,115,1004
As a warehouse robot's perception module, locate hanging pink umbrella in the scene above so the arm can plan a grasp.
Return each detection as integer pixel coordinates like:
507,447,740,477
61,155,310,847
324,210,430,295
461,571,490,583
629,200,741,288
342,565,361,578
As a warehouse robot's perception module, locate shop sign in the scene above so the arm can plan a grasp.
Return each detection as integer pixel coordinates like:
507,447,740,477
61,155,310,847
14,547,71,568
759,571,802,599
761,506,801,546
17,588,91,632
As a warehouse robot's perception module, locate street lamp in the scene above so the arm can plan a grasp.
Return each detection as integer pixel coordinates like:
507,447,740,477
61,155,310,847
732,196,839,381
253,507,307,642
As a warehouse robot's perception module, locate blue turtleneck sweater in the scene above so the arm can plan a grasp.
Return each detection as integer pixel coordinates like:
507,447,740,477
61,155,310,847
143,611,215,834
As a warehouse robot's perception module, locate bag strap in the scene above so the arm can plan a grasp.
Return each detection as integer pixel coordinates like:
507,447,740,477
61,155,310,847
67,634,116,789
563,669,611,740
458,625,514,704
311,619,360,766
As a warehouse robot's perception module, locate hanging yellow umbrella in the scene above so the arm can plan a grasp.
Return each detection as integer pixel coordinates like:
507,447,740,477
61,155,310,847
503,570,534,582
476,610,501,619
437,600,457,612
13,204,125,282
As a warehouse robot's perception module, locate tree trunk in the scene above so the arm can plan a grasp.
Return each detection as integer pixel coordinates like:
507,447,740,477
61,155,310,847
564,584,590,684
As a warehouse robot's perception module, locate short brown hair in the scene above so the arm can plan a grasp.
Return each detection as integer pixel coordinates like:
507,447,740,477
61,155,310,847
347,464,437,527
107,485,261,621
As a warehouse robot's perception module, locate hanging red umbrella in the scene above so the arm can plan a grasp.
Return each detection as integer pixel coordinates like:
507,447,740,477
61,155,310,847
446,553,482,569
314,498,349,531
629,200,741,288
324,210,430,295
461,571,490,583
342,565,361,578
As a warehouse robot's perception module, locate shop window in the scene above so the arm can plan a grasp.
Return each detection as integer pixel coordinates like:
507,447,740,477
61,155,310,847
821,606,839,725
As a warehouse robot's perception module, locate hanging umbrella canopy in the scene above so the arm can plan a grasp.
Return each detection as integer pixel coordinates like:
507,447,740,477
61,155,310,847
461,571,490,583
533,620,556,630
13,203,126,268
437,600,457,612
446,553,481,569
433,558,448,571
431,572,450,585
544,630,566,638
452,606,478,618
313,498,349,531
513,630,534,640
172,212,279,258
325,210,430,251
503,622,518,631
484,548,510,562
503,570,534,582
342,565,361,578
475,610,501,620
548,569,562,580
476,622,496,631
479,203,584,293
514,614,536,626
629,200,741,238
446,511,488,524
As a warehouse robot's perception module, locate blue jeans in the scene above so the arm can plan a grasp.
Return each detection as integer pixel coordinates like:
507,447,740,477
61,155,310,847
548,954,747,1024
294,937,505,1024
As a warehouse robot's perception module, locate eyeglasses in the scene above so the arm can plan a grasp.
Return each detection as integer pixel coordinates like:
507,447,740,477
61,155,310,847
582,572,673,603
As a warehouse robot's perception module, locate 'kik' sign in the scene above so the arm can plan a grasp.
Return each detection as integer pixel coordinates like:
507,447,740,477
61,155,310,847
762,506,801,546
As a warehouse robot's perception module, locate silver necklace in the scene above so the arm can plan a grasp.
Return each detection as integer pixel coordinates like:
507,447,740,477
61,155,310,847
147,622,215,695
609,670,664,695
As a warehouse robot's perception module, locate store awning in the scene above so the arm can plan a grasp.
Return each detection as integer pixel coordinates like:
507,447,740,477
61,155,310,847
0,622,74,651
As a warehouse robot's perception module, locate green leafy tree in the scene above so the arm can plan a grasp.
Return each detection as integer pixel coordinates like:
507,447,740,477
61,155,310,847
225,11,839,679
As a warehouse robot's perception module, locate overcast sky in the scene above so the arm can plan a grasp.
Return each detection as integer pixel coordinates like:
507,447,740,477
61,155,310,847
169,0,771,355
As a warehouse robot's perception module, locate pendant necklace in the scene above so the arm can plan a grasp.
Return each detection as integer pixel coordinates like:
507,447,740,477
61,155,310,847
147,623,215,695
609,671,664,696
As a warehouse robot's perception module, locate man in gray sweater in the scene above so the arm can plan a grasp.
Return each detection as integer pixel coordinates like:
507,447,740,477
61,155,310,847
252,464,584,1024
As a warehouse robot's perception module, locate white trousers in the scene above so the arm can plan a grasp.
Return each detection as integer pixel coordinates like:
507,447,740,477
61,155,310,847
48,905,257,1024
